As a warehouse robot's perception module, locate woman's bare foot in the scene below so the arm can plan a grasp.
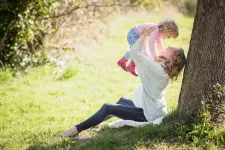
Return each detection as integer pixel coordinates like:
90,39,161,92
62,126,78,137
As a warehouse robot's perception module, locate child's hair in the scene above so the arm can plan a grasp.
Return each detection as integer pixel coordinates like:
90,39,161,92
158,19,179,38
164,48,186,80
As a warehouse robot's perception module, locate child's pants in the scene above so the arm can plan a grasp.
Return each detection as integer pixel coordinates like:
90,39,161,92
124,28,140,60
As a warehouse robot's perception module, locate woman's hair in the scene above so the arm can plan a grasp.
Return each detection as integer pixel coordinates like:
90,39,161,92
158,19,179,38
163,48,186,80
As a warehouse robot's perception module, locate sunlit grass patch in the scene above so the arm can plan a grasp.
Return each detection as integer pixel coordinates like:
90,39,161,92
56,67,80,81
0,69,12,83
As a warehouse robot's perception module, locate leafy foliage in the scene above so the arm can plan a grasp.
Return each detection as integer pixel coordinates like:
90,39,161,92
0,0,60,70
183,112,217,145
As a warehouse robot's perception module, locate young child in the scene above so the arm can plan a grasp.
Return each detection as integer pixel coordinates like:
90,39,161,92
117,19,179,76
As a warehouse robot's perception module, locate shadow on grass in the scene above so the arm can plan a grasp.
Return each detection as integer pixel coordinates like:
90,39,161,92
26,111,221,150
27,127,179,150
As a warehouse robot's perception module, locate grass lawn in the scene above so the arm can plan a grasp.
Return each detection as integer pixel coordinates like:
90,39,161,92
1,9,223,150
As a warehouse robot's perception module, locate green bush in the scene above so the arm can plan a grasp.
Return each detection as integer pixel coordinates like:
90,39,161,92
0,0,61,70
184,112,216,145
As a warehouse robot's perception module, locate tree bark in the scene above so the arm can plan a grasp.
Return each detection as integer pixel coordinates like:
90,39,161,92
178,0,225,124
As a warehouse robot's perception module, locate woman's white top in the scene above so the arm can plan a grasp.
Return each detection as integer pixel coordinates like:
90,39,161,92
129,35,169,122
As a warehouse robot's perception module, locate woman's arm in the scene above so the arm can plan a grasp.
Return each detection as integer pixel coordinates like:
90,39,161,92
129,25,155,63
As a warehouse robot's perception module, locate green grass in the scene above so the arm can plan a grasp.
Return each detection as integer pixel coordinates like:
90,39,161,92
1,9,223,150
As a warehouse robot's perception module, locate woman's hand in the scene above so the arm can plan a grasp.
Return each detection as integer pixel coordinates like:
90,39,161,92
153,57,158,62
142,25,155,36
131,25,155,52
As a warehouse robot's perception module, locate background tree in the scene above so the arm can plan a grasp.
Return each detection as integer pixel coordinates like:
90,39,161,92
178,0,225,126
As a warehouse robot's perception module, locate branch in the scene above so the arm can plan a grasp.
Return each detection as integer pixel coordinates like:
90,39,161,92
60,20,94,27
41,2,140,20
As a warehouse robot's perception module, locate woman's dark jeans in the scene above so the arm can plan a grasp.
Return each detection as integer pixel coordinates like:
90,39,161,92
75,97,147,132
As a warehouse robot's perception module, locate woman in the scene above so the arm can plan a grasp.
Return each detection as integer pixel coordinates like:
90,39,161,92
62,26,186,137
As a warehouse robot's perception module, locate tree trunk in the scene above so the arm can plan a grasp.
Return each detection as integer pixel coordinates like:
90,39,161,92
177,0,225,125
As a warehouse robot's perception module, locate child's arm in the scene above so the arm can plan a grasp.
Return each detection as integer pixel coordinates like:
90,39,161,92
149,31,158,61
156,38,164,54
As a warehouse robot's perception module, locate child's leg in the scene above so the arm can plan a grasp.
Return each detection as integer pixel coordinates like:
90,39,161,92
127,28,140,58
126,28,140,76
123,51,131,60
127,42,146,76
117,28,139,71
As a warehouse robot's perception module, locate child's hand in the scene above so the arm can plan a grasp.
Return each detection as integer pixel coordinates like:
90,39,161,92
142,25,155,36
